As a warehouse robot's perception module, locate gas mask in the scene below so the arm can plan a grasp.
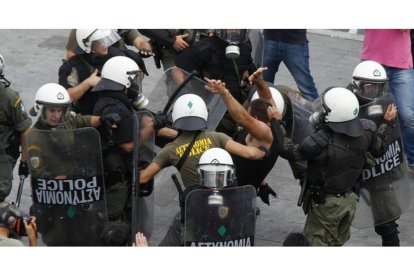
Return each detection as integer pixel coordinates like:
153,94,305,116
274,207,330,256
208,189,224,205
308,111,325,127
216,29,250,59
308,94,329,127
367,101,384,126
127,71,148,111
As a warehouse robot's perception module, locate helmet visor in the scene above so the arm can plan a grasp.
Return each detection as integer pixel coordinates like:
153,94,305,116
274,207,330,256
198,164,234,188
91,30,121,49
357,81,386,100
199,170,232,188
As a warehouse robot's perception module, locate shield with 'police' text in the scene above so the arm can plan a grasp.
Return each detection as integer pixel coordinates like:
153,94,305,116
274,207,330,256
26,128,107,246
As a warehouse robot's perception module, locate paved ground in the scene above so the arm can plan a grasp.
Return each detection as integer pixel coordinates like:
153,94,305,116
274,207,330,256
1,29,413,246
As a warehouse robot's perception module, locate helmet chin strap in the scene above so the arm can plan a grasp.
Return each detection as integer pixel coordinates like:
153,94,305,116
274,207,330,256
0,74,11,87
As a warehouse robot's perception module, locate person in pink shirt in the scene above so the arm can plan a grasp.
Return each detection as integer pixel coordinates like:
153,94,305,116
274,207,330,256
362,29,414,172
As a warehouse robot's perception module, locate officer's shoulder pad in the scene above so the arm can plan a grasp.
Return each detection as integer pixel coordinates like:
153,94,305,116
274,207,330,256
361,118,377,131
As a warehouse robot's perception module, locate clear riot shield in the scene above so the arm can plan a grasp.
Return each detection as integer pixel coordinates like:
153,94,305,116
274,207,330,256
287,90,315,180
144,67,227,131
184,186,256,247
132,111,155,241
288,90,315,143
26,128,107,246
353,93,412,228
0,143,13,186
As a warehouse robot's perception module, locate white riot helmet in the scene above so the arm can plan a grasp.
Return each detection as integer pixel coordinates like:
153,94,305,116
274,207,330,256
351,60,388,103
310,87,363,137
92,56,148,109
197,148,235,188
30,83,72,124
251,87,286,115
75,29,121,53
172,94,208,131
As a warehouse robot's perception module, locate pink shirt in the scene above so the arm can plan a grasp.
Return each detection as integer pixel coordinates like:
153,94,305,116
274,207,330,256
361,29,413,69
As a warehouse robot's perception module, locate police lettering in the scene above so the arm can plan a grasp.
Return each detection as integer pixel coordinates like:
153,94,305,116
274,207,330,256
36,178,98,191
176,138,213,158
32,176,103,205
190,237,252,247
362,139,403,180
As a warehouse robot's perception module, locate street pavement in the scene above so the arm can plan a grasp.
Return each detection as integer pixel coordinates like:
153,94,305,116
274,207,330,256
1,29,413,246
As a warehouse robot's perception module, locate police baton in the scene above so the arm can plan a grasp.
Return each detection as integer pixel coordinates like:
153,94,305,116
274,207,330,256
297,177,307,207
15,175,26,207
131,113,140,244
171,173,183,196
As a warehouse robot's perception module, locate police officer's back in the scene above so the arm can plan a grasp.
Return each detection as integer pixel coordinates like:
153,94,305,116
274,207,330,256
270,87,397,246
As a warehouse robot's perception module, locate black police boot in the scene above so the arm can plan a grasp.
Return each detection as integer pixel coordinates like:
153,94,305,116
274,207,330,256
381,232,400,246
375,220,400,246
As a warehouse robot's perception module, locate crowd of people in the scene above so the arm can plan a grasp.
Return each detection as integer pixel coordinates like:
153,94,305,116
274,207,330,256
0,29,412,247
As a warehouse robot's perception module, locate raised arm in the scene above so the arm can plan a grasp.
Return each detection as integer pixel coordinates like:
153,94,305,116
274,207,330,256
205,77,272,144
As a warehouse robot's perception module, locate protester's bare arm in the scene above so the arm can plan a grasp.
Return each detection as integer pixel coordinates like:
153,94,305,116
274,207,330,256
225,139,265,160
67,69,100,102
247,67,276,107
205,78,272,144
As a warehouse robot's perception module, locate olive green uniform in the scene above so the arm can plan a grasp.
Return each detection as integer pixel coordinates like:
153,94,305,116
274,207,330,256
154,131,231,188
0,84,32,201
156,130,231,246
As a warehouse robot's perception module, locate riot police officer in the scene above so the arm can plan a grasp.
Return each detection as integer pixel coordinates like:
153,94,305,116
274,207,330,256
91,55,148,222
28,83,119,246
173,29,256,136
28,83,120,178
58,29,148,116
270,87,397,246
349,60,402,246
158,147,239,246
0,54,32,202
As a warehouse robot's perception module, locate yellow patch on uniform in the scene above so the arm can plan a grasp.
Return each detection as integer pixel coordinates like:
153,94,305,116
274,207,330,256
13,98,22,108
27,145,41,153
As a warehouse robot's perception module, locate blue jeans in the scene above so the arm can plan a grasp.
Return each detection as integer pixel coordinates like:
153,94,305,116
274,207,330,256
385,66,414,166
262,39,319,101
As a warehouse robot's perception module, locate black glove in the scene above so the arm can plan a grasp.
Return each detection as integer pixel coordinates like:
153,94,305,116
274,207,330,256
154,113,168,131
100,113,121,128
18,161,29,178
257,182,277,206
